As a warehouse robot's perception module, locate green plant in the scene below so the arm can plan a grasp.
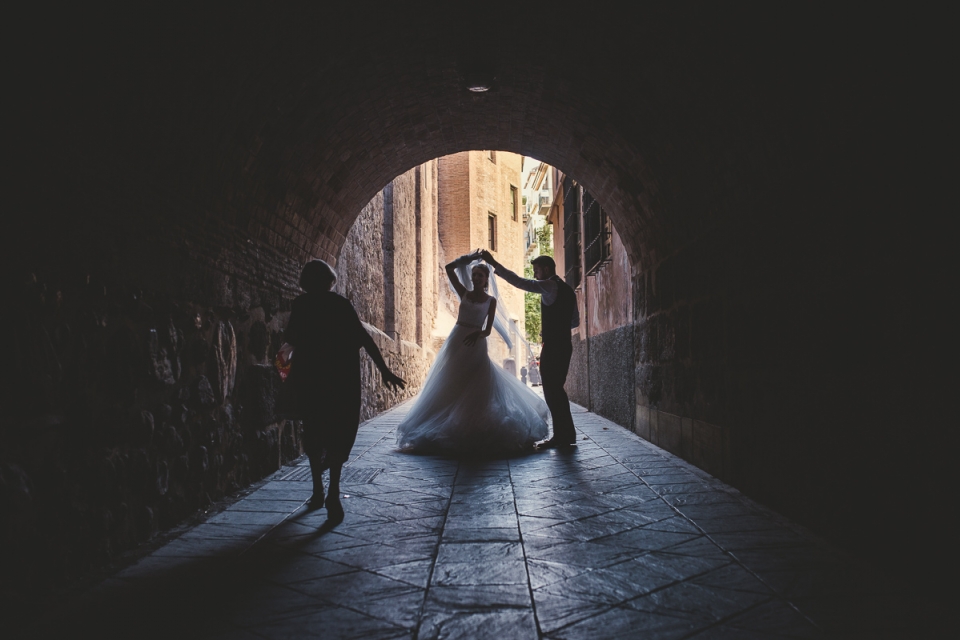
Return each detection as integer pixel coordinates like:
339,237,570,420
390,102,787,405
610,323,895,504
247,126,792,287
536,224,553,257
524,262,541,344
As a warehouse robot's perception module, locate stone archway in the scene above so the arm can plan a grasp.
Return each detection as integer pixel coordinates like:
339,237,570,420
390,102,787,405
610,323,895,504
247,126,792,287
4,2,952,594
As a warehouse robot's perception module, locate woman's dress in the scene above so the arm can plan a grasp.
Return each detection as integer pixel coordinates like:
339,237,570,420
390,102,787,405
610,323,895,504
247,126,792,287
285,291,368,467
397,295,549,455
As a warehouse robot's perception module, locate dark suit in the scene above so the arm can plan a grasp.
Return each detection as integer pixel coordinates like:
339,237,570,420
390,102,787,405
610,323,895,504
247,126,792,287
540,275,577,443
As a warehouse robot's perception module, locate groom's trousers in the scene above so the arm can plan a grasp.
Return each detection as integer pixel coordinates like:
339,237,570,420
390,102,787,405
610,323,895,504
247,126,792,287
540,341,576,443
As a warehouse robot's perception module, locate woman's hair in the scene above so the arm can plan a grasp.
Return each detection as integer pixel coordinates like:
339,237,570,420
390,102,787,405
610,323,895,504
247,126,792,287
299,259,337,292
472,263,490,290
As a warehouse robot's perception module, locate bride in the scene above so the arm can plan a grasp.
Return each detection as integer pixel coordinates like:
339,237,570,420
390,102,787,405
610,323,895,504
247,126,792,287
397,251,549,455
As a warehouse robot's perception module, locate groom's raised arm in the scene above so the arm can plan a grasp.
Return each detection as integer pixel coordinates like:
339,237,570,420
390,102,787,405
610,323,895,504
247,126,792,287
481,252,555,298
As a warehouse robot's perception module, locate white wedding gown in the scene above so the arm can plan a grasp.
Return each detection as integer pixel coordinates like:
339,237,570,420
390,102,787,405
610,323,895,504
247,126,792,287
397,295,549,455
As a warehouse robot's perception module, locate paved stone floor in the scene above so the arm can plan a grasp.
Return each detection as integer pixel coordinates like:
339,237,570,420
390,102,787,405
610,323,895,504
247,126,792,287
32,400,944,639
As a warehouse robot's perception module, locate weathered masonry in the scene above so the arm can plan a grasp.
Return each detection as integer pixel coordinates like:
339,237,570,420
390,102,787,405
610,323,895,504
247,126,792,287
548,175,726,481
2,2,952,603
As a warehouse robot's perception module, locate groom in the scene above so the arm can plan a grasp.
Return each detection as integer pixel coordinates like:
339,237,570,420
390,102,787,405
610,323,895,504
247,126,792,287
480,251,580,448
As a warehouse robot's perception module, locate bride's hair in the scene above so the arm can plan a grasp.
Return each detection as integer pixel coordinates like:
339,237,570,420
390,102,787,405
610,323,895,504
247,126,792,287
471,264,491,291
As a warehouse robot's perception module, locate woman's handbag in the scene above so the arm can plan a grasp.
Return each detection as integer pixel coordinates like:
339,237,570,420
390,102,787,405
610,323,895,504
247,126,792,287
274,343,294,381
274,343,298,418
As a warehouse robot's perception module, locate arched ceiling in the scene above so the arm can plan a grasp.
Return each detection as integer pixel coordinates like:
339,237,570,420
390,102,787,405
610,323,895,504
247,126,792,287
24,3,881,272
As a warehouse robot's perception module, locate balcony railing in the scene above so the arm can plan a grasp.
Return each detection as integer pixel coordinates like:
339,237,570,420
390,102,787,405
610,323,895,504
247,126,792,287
538,194,552,213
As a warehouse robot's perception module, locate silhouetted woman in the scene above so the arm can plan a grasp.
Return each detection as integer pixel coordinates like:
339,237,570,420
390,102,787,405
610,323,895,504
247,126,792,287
285,259,405,521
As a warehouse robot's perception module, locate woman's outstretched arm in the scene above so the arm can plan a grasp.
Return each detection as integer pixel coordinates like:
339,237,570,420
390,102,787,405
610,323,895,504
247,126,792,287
359,329,406,390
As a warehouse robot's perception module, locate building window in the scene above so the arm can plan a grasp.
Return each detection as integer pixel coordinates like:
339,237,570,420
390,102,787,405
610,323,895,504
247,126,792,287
562,178,581,288
488,213,497,251
583,190,612,275
510,185,519,221
488,150,497,163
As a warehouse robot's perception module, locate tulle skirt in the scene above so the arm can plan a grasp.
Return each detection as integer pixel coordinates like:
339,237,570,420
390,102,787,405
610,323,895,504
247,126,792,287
397,324,549,455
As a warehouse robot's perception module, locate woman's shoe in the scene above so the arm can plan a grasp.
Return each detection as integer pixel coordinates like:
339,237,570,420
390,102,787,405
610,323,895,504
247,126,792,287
306,494,325,510
326,496,344,523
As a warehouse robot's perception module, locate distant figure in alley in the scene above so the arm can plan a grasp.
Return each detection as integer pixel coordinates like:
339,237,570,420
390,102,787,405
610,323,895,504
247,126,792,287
285,259,405,522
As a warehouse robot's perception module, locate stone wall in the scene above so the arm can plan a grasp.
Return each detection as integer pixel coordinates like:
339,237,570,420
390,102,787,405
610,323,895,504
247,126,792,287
388,169,420,344
418,163,440,348
336,192,386,330
567,326,636,435
588,325,636,430
335,161,441,421
1,259,305,594
0,161,443,597
437,151,526,371
6,0,953,596
567,337,589,409
562,194,727,481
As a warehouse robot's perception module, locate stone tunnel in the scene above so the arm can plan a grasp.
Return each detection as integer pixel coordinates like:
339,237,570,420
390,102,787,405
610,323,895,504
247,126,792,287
2,1,954,633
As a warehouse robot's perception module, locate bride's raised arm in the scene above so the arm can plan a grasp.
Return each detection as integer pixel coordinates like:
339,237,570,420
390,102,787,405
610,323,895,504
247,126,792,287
445,251,480,298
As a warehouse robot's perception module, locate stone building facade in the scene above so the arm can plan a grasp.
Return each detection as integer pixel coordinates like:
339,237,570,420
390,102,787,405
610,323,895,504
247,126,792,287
338,150,529,424
437,151,526,371
8,4,951,595
336,160,440,422
549,173,728,481
0,154,528,594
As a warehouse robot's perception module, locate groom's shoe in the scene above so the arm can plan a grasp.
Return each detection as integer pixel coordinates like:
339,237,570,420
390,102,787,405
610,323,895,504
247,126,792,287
537,437,576,450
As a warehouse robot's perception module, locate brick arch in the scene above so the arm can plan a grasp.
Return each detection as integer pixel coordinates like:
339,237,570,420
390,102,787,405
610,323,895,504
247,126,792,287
7,1,952,594
170,4,767,274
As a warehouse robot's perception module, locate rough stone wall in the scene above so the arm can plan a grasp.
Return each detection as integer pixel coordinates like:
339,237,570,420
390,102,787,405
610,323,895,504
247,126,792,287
566,337,589,409
355,328,429,424
633,229,731,473
389,169,420,344
563,204,636,428
419,161,440,347
1,251,305,595
7,0,952,595
567,326,636,433
0,160,443,598
563,194,730,480
437,151,526,370
336,192,386,330
588,325,636,430
557,192,731,479
334,162,439,421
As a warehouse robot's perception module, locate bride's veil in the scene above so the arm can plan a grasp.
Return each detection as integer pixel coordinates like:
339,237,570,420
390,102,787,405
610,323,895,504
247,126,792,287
453,259,537,364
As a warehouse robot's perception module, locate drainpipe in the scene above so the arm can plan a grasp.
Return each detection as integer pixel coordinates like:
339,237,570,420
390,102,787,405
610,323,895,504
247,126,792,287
580,189,591,412
584,284,590,412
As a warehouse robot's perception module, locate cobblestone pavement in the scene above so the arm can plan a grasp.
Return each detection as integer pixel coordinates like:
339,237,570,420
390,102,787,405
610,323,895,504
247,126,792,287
38,400,940,639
